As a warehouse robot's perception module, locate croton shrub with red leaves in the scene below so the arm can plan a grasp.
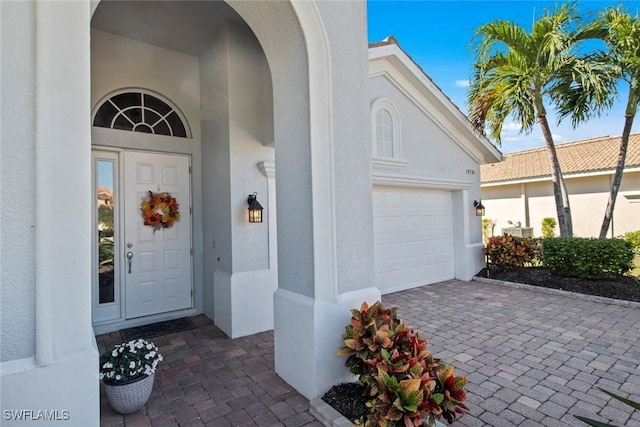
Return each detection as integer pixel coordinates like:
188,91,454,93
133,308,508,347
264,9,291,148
484,233,537,268
337,301,468,427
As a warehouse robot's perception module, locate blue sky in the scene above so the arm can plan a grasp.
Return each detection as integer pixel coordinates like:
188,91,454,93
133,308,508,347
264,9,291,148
368,0,640,153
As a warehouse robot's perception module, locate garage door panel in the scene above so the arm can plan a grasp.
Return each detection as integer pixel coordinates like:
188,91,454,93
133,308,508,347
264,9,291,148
377,255,443,273
373,186,455,295
384,242,421,260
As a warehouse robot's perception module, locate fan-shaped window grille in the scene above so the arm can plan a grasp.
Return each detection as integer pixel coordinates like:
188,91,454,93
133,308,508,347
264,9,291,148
93,92,189,138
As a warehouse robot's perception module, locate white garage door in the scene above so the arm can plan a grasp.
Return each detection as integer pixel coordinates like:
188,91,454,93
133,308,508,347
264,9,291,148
373,186,455,294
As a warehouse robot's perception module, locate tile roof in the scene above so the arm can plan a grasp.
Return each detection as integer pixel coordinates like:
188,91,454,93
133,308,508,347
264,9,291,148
481,133,640,184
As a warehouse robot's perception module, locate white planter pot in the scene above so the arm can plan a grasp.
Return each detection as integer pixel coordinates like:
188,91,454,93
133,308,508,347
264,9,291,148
104,373,155,414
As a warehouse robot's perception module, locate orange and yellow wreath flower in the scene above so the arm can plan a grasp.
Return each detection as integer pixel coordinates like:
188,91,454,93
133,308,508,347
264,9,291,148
140,191,180,231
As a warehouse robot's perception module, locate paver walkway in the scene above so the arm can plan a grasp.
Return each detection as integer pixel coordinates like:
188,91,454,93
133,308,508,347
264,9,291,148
386,280,640,427
98,280,640,426
97,316,322,427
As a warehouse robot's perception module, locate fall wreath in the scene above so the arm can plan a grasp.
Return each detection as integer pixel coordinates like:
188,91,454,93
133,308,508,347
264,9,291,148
141,191,180,231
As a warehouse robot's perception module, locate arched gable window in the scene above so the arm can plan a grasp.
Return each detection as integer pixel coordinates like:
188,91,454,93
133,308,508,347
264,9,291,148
371,98,406,170
93,90,190,138
376,108,394,157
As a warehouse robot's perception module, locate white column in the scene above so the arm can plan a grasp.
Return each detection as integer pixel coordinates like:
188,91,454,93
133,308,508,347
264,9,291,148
1,3,100,425
273,1,380,400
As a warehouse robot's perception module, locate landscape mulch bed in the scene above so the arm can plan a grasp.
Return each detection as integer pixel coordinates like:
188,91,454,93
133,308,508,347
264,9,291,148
479,266,640,303
322,382,368,422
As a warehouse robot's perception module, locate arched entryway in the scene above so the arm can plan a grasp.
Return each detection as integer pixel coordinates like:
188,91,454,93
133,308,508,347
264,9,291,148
88,0,368,400
16,5,375,422
90,0,279,333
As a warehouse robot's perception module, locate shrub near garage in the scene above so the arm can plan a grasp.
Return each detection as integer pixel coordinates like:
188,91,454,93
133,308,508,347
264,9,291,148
541,217,557,238
484,233,537,268
542,237,634,279
624,230,640,255
337,301,468,427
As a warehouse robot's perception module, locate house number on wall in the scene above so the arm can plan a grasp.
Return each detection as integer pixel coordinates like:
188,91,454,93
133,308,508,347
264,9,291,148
466,169,475,175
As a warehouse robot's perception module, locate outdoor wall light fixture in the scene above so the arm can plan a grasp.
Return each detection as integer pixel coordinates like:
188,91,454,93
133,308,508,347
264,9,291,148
474,200,485,217
247,192,263,223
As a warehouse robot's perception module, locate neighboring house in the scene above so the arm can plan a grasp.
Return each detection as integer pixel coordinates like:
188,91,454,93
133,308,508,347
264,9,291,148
481,134,640,237
97,187,114,207
0,2,499,424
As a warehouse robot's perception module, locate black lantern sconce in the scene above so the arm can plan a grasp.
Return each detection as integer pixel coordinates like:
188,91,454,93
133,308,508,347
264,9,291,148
474,200,485,217
247,192,264,223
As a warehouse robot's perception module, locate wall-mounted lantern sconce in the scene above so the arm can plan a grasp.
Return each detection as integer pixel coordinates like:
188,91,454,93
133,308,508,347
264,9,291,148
247,192,263,223
474,200,485,217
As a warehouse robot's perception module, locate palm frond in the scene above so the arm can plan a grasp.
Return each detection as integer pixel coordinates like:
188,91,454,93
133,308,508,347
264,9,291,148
551,53,619,126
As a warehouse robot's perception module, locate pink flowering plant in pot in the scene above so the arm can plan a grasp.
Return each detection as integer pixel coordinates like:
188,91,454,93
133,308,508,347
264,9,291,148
99,338,163,385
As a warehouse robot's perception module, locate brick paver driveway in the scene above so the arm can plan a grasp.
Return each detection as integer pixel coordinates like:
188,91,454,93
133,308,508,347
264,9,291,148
385,280,640,427
99,280,640,426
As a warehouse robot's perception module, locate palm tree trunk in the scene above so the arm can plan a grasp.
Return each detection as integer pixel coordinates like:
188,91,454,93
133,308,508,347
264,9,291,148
537,114,573,237
599,114,635,238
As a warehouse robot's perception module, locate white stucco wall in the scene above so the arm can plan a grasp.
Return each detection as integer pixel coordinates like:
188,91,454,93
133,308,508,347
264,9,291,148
201,27,232,321
201,22,277,337
1,2,99,424
1,0,37,363
226,22,274,274
370,75,483,184
91,30,201,141
482,171,640,238
316,0,375,295
229,0,317,299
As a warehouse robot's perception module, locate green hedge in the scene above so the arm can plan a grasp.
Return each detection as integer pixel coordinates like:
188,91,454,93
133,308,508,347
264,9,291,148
624,230,640,255
541,237,634,279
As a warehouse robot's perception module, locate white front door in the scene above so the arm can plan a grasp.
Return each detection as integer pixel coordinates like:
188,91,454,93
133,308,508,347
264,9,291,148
123,151,192,319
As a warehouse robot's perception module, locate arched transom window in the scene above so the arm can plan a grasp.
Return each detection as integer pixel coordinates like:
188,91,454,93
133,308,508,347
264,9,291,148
93,91,190,138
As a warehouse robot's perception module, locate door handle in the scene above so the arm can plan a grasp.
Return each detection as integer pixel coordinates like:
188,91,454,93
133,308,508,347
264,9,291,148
126,251,133,274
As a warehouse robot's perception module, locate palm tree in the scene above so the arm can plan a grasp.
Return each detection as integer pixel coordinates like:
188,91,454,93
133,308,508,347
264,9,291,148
468,4,611,237
594,7,640,238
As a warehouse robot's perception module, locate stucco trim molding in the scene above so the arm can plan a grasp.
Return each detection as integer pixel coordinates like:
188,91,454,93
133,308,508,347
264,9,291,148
258,160,276,179
623,192,640,203
371,156,408,171
291,1,340,303
372,171,474,190
258,161,277,270
0,357,36,376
